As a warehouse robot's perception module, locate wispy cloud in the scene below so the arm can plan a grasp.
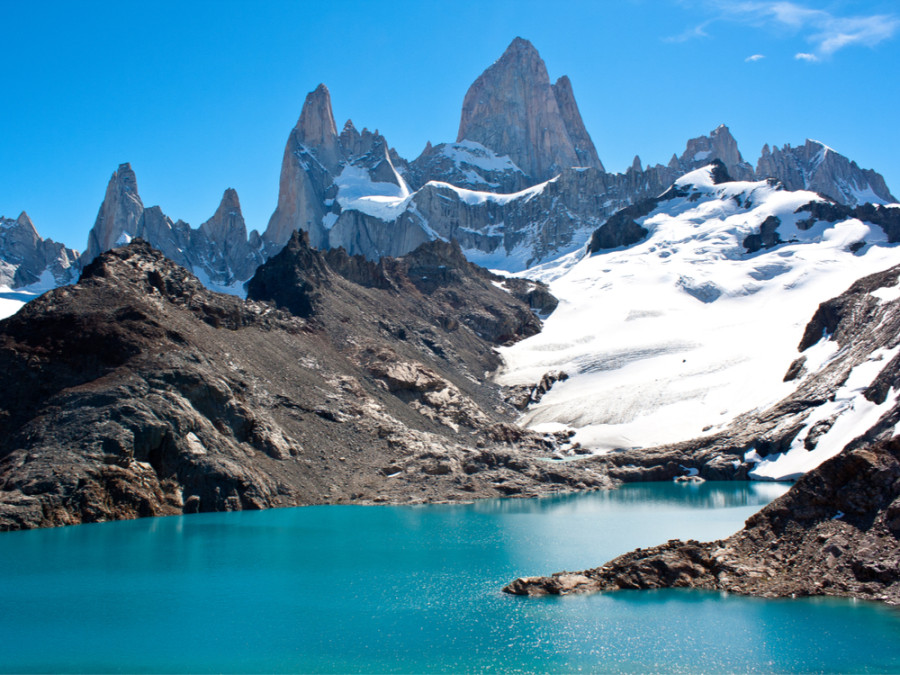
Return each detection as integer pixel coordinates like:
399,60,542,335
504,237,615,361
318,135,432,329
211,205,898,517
664,20,712,43
675,1,899,60
745,53,765,61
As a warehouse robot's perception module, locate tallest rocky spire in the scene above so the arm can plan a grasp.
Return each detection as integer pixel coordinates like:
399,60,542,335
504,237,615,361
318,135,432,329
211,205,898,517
457,37,603,181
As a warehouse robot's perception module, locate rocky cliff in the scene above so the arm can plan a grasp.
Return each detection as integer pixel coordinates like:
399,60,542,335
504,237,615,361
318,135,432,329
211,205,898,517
456,37,602,182
758,139,896,206
82,163,144,265
0,212,79,289
0,238,610,531
504,436,900,605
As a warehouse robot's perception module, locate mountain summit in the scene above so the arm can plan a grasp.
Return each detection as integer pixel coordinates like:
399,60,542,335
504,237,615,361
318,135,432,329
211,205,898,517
457,37,603,181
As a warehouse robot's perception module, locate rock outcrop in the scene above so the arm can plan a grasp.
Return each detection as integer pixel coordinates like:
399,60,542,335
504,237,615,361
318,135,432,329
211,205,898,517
504,437,900,605
0,238,614,531
262,84,411,255
0,212,79,289
757,139,896,206
456,37,602,182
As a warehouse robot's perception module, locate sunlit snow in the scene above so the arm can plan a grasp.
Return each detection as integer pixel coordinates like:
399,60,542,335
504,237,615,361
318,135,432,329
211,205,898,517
496,167,900,471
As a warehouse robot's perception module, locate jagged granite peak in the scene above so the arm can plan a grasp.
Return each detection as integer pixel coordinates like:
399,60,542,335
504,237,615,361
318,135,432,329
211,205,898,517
456,37,591,182
0,212,79,289
264,99,335,251
196,188,265,284
264,85,411,253
756,138,897,206
199,188,244,243
83,162,144,265
677,125,754,181
295,83,342,174
551,75,604,172
630,155,642,173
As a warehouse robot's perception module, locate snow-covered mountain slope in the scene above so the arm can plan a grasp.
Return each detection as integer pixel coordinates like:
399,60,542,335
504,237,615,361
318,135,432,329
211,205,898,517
496,166,900,469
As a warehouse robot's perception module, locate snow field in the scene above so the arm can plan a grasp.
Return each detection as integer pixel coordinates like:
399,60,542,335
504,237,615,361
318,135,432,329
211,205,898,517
497,168,900,471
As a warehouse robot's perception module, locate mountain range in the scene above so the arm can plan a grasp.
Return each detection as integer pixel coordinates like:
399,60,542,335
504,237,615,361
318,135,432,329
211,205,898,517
1,38,896,308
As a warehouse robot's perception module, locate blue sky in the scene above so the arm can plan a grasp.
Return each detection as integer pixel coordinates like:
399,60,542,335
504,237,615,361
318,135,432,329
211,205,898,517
2,0,898,249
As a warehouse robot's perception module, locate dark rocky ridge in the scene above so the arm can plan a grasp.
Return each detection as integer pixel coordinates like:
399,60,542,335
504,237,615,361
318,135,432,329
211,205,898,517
504,437,900,605
0,239,612,531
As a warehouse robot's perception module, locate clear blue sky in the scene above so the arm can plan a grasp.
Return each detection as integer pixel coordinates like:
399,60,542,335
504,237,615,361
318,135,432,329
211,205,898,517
2,0,898,249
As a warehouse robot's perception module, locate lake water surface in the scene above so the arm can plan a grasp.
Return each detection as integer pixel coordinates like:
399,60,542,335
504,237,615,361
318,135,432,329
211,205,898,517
2,481,900,673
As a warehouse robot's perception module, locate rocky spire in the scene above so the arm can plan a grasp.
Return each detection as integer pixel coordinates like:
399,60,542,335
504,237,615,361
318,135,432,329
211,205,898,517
200,188,246,244
295,84,342,174
679,125,754,180
83,163,144,265
263,85,337,251
197,188,262,282
456,37,593,182
551,75,604,171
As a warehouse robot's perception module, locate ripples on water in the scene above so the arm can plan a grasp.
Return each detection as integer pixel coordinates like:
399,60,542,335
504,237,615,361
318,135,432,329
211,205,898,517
1,481,899,673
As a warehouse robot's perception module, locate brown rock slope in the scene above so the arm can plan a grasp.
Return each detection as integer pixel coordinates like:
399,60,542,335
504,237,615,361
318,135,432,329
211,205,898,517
505,437,900,604
0,237,612,531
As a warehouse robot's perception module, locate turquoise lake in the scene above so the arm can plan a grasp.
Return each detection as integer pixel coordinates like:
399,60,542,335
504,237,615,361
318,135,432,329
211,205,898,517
2,481,900,673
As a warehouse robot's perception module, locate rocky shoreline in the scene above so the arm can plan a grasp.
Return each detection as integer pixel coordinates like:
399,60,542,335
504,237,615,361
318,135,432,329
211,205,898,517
505,437,900,605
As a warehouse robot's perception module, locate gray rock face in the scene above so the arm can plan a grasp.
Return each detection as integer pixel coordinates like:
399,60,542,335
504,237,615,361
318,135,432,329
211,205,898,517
757,139,896,205
407,141,528,193
263,85,413,256
677,125,754,181
82,163,144,265
552,75,604,172
456,37,601,182
195,188,265,284
0,212,79,288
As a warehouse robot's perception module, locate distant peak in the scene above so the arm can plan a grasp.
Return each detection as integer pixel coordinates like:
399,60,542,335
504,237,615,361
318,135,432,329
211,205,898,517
296,84,337,137
16,211,34,228
295,83,341,172
342,119,357,133
220,187,241,210
118,162,133,172
506,36,537,54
